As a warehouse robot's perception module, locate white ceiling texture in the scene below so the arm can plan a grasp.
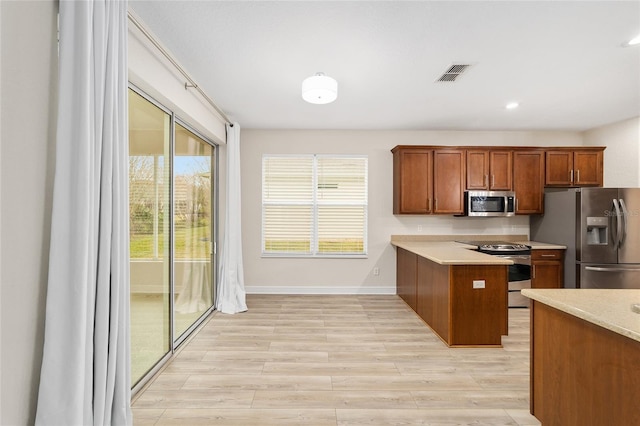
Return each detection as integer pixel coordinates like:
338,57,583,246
129,1,640,131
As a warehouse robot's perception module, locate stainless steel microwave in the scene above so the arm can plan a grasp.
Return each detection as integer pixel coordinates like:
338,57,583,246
464,191,516,217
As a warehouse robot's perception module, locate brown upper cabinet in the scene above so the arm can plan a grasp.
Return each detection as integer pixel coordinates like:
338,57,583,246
512,150,545,214
392,147,433,214
392,145,604,216
466,150,512,190
392,146,465,215
545,148,604,187
433,150,465,214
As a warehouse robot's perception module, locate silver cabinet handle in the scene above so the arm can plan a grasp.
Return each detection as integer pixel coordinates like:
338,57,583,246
570,169,574,183
576,169,580,183
540,254,556,257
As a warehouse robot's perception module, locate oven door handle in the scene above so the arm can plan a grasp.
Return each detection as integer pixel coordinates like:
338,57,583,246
494,255,531,264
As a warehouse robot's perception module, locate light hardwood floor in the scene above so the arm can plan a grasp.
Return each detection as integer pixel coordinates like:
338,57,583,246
132,294,541,425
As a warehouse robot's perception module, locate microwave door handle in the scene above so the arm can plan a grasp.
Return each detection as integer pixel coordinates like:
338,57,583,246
612,199,622,249
619,198,628,247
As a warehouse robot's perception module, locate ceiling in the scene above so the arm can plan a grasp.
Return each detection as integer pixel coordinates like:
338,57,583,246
129,1,640,131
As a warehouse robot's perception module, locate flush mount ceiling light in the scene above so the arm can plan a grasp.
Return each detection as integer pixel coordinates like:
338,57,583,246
622,33,640,47
302,72,338,104
505,102,520,110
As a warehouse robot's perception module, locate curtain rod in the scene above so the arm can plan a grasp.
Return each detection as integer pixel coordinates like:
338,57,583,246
127,11,232,125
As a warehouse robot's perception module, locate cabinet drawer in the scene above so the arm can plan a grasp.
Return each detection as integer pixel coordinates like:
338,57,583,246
532,249,563,260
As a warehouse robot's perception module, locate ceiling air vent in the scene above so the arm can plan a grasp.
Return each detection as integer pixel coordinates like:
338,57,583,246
436,64,472,82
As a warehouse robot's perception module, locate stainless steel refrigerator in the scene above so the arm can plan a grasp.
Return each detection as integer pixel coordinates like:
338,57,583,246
531,187,640,289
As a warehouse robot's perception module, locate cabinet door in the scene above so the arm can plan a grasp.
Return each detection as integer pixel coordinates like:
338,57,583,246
545,151,573,186
532,262,563,288
573,150,603,186
393,149,432,214
513,151,544,214
433,150,465,214
396,248,418,310
489,151,512,190
546,150,604,187
466,150,489,190
532,250,564,288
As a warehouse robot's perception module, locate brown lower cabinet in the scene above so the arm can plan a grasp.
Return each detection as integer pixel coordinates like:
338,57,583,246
396,247,417,310
530,302,640,425
396,248,508,346
531,249,564,288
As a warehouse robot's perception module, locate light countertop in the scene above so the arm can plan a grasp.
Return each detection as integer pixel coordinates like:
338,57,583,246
391,241,513,265
390,235,566,265
522,289,640,343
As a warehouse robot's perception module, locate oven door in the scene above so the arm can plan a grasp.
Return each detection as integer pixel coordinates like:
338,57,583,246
495,255,531,308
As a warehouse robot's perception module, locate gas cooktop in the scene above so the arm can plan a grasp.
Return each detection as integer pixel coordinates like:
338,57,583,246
456,240,530,252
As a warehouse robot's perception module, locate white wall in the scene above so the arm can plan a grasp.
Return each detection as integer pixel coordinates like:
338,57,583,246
241,129,583,294
128,10,227,145
0,1,57,424
583,116,640,187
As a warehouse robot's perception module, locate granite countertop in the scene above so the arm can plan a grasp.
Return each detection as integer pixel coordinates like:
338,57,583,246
522,288,640,343
390,235,566,265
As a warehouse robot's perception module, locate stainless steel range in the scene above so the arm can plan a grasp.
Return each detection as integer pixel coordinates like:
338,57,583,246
458,241,532,308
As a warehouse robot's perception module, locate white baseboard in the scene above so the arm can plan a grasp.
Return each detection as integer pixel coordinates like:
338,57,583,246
244,285,396,295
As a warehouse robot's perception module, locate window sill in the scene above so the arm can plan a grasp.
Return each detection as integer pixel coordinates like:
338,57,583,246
261,254,368,259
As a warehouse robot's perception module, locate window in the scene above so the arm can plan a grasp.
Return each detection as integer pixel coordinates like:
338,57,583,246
262,155,368,257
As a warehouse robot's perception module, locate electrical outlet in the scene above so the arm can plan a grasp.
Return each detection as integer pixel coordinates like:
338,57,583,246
418,225,423,232
373,267,380,276
473,280,485,289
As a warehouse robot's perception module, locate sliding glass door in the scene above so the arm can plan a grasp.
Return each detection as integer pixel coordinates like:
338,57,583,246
173,123,214,342
128,88,217,388
128,89,172,386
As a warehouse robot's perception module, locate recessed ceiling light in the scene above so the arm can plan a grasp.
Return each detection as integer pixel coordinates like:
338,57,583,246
505,102,519,110
622,33,640,47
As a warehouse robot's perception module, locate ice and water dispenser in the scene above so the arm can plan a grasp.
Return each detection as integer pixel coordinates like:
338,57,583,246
586,216,608,245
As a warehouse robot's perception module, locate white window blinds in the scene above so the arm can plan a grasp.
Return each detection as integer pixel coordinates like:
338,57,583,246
262,155,368,256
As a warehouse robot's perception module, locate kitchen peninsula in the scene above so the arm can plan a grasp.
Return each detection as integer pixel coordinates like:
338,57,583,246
523,289,640,426
392,235,565,347
392,235,509,347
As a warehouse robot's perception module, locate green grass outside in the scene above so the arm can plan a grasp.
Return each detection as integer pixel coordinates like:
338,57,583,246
130,224,210,259
133,229,363,257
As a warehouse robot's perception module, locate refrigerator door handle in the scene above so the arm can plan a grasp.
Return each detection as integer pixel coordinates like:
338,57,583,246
618,198,628,247
612,198,622,249
585,266,640,272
